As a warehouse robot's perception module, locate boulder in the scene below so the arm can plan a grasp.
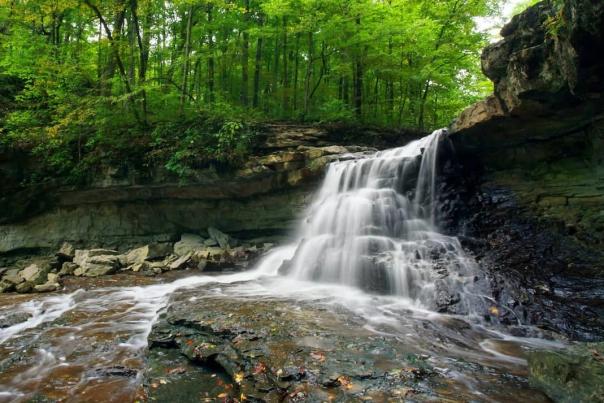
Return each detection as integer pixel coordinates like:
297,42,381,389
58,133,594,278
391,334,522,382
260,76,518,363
59,262,78,276
203,238,218,247
15,281,33,293
169,253,192,271
208,227,231,249
74,249,118,267
73,250,120,277
174,234,205,256
529,342,604,402
56,242,75,260
124,243,173,265
0,280,14,293
34,282,59,293
47,273,59,283
125,262,146,272
18,264,49,285
3,268,24,285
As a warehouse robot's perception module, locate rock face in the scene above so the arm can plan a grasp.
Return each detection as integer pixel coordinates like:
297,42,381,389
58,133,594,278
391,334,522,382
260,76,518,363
528,342,604,402
450,0,604,249
0,126,380,253
453,0,604,137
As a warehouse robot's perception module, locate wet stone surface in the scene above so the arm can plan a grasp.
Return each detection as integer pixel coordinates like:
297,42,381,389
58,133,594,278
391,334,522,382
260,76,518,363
147,285,549,402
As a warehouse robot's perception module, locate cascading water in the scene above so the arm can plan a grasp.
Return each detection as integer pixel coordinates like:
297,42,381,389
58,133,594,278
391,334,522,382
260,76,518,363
278,129,486,313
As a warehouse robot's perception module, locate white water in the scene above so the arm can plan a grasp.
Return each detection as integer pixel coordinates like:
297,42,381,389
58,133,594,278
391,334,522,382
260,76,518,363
278,129,485,313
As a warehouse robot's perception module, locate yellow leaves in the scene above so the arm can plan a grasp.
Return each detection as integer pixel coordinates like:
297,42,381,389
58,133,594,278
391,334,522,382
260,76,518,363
488,306,500,316
234,372,244,384
337,375,353,390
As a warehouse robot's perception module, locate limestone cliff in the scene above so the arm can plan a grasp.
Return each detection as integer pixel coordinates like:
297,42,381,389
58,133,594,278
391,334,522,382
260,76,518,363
451,0,604,246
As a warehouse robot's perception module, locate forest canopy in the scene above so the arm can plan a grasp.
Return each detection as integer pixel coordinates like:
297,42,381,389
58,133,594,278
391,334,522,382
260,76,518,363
0,0,502,181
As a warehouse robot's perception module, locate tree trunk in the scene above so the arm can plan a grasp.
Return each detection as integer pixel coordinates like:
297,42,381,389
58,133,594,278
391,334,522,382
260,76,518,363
240,0,250,107
303,31,314,119
207,4,215,103
179,6,194,114
281,16,288,115
354,16,363,120
293,32,300,111
253,17,264,109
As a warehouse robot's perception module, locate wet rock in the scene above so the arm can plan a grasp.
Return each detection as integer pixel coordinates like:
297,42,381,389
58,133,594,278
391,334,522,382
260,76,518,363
174,234,205,256
0,311,31,328
87,366,138,378
56,242,75,261
208,227,231,249
18,263,49,285
529,342,604,403
147,291,443,402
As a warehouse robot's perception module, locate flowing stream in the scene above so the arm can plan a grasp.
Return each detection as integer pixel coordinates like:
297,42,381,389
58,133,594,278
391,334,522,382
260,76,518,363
0,131,562,402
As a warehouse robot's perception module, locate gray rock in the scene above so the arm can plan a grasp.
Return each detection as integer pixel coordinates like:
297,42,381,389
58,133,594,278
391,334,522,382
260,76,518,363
19,264,49,285
203,238,218,247
169,253,192,271
73,250,120,277
15,281,33,293
124,243,173,265
47,273,59,283
57,242,75,260
34,282,60,293
74,249,119,267
174,234,205,256
59,262,78,276
129,262,149,272
208,227,230,249
3,268,24,285
0,280,14,293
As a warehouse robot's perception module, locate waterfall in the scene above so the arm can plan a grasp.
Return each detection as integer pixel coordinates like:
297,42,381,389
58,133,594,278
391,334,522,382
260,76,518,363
278,129,485,313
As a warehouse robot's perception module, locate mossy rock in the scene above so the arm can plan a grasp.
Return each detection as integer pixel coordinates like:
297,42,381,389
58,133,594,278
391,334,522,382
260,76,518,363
528,342,604,402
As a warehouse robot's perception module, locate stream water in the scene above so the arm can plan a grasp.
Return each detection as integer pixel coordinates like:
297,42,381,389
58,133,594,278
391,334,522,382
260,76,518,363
0,131,563,402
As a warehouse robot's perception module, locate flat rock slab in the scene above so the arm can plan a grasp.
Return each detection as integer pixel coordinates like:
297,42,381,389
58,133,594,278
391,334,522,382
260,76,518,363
147,286,548,402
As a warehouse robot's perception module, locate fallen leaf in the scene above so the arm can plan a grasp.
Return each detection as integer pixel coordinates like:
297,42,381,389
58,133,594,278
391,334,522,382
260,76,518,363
167,367,186,375
337,375,353,389
253,362,266,374
234,372,245,384
310,351,326,362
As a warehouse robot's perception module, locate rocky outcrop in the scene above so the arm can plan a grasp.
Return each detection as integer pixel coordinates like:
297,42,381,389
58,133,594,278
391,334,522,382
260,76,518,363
438,0,604,342
0,228,271,293
453,0,604,139
0,126,380,254
450,0,604,247
528,342,604,402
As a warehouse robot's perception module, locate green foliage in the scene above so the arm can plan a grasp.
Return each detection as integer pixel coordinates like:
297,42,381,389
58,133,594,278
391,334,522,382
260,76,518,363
0,0,503,184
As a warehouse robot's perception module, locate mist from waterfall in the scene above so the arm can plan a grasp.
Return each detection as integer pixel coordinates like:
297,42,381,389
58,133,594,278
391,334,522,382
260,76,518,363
276,129,486,314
